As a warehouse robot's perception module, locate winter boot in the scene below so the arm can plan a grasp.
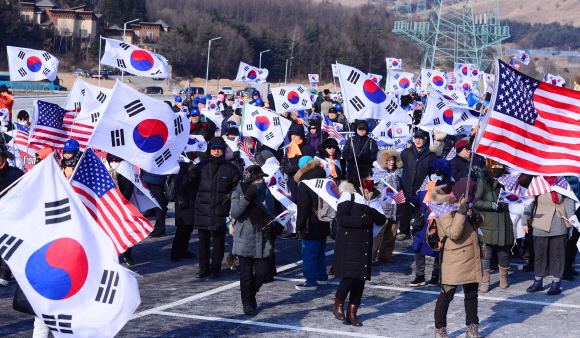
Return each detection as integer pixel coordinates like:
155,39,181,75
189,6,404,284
465,324,483,338
480,269,490,293
547,281,561,295
428,273,439,286
332,298,346,320
346,303,362,326
435,327,449,338
526,279,543,293
499,267,509,289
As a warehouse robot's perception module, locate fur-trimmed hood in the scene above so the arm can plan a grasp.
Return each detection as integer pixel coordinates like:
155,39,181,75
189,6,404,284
294,158,321,182
430,184,456,204
338,181,381,199
377,148,403,170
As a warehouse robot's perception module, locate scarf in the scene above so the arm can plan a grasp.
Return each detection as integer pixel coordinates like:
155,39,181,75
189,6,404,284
63,150,81,167
287,138,303,158
544,176,560,203
309,131,321,150
327,155,338,178
254,181,276,215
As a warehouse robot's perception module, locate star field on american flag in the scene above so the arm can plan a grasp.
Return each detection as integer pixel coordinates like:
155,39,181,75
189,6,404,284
427,200,458,218
37,101,66,128
495,174,521,193
493,62,541,125
72,150,116,198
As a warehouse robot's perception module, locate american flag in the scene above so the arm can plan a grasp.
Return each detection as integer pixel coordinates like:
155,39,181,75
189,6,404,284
12,122,38,151
427,200,459,218
393,190,405,204
476,60,580,175
445,147,456,161
321,113,345,141
509,59,521,70
445,71,455,84
418,175,430,191
62,106,93,150
496,174,521,193
524,176,577,201
29,100,69,151
238,131,253,159
71,148,153,254
411,101,422,111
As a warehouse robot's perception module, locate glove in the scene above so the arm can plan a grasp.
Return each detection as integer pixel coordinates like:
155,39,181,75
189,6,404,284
491,202,498,210
569,215,580,231
361,214,373,227
188,163,197,177
470,213,483,224
202,122,209,130
405,195,415,204
244,185,258,201
191,124,197,130
176,196,189,210
263,221,274,235
458,202,469,215
361,204,372,215
345,154,354,162
285,164,298,175
222,194,232,206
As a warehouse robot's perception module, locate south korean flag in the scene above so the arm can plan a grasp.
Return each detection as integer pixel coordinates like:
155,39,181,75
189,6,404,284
386,58,402,70
331,64,340,77
271,84,312,113
420,91,479,135
454,62,482,82
371,121,411,147
421,69,448,93
498,189,532,207
368,73,383,85
100,38,170,78
235,61,269,83
7,46,59,82
308,74,319,83
184,135,207,153
338,63,410,120
385,70,416,95
65,79,113,128
242,105,292,149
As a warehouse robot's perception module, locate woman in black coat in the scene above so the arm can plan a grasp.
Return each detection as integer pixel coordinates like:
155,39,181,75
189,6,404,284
333,165,386,326
341,120,378,180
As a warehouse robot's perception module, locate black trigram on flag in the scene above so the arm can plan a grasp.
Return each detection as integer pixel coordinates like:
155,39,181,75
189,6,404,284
151,70,161,76
246,124,253,131
279,181,286,189
42,68,51,76
17,51,25,59
380,131,386,137
251,110,259,117
174,116,184,135
385,121,392,128
81,89,86,96
95,270,120,304
436,101,446,110
433,117,441,125
455,126,465,134
91,112,100,123
297,86,304,94
451,93,459,100
265,132,274,141
119,42,130,50
117,59,127,68
0,234,23,262
461,112,468,121
244,66,249,71
42,314,73,334
18,68,27,77
155,149,172,167
301,99,308,106
315,179,324,189
42,52,51,61
74,102,81,111
385,100,397,114
279,89,286,96
349,96,365,112
125,100,145,117
45,198,71,225
281,102,289,110
347,70,360,85
273,117,280,126
111,129,125,147
393,73,400,80
97,91,107,103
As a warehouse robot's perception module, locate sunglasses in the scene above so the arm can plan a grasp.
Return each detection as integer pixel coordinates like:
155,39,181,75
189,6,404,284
309,126,317,129
357,127,366,131
429,168,443,176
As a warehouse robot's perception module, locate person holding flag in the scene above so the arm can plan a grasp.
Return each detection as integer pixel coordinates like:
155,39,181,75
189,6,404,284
318,138,343,182
473,159,514,292
282,124,316,206
373,149,403,263
342,120,378,180
0,85,14,122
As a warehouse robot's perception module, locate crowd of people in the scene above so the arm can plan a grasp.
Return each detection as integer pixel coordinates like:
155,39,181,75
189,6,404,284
2,85,580,338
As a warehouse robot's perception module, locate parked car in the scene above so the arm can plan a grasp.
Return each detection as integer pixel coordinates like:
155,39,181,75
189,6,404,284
330,91,342,102
139,86,164,94
102,68,114,75
179,86,204,96
221,86,235,96
90,70,109,80
235,87,257,97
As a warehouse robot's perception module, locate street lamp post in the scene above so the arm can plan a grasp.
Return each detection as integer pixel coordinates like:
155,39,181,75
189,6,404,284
205,37,221,96
259,49,270,69
285,57,294,86
122,18,139,83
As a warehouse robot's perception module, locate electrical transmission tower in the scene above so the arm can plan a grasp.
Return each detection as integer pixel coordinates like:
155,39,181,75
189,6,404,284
392,0,510,72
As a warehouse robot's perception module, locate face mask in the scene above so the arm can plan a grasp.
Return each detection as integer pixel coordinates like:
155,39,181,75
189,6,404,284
110,162,119,170
430,174,443,182
492,168,504,177
361,180,374,190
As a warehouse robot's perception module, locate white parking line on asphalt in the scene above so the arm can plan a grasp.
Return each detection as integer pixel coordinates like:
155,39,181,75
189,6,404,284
392,251,526,267
152,310,393,338
273,277,580,310
130,250,335,320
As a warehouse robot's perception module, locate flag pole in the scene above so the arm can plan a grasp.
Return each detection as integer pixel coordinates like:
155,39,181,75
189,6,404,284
99,35,102,87
335,61,366,204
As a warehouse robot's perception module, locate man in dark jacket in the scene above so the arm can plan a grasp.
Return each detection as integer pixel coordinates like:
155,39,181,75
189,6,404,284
141,170,169,238
187,137,242,279
399,129,438,240
342,120,378,180
449,139,472,182
294,157,330,290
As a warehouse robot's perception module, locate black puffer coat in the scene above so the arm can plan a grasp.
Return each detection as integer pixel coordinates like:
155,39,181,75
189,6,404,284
294,159,330,240
341,120,378,168
334,182,387,281
175,161,197,227
186,156,242,231
399,145,438,195
0,163,23,191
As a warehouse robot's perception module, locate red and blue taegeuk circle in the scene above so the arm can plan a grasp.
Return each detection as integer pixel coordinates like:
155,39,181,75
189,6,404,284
287,91,300,104
326,181,341,199
443,109,454,125
363,79,387,104
471,70,479,77
461,67,469,76
130,50,154,71
385,187,394,196
187,137,198,145
552,79,557,85
506,194,519,202
447,85,455,90
372,77,379,84
209,103,217,110
25,238,88,301
269,176,277,186
255,116,270,131
443,94,453,100
432,76,445,87
27,56,42,72
521,54,527,61
462,83,471,91
398,78,411,89
133,119,168,153
387,128,393,138
392,60,399,67
247,70,257,80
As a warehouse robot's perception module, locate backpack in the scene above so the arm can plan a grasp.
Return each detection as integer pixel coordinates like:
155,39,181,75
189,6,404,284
426,213,451,252
315,197,336,222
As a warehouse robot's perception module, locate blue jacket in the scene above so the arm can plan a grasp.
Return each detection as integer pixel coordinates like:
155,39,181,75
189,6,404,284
141,171,168,186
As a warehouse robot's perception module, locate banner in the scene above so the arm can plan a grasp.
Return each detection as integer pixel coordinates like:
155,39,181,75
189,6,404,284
101,38,170,78
7,46,59,81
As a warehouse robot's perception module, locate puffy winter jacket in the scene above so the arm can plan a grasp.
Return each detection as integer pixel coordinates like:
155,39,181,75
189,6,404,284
294,159,330,240
400,145,438,196
474,173,514,246
342,126,378,167
377,149,403,220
